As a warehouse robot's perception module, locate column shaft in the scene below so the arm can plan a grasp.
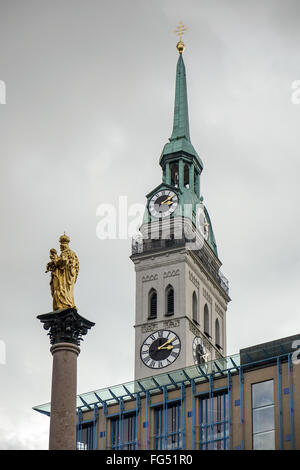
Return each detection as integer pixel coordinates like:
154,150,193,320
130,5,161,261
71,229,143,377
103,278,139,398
49,342,80,450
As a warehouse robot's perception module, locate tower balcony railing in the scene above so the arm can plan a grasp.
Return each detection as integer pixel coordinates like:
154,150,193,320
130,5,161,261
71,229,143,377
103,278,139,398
132,236,186,254
131,235,229,295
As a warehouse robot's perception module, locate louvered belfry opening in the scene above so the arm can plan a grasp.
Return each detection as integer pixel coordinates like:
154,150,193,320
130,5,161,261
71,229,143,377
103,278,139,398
149,289,157,319
166,285,174,316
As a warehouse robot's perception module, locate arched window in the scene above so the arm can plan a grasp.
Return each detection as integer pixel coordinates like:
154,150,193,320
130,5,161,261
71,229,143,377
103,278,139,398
184,164,189,188
165,285,174,316
148,288,157,319
192,291,198,323
171,163,179,187
204,304,210,337
215,318,221,348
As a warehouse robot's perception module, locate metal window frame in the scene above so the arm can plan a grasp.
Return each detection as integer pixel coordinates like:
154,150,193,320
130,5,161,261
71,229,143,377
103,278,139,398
251,378,275,450
152,385,185,450
195,383,230,450
76,409,96,450
109,404,139,450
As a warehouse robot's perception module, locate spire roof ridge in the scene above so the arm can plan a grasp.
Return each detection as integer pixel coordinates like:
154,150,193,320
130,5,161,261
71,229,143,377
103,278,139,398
170,54,191,142
160,52,203,169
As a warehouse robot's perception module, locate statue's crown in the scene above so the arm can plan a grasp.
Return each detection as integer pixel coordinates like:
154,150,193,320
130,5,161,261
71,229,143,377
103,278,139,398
59,233,70,244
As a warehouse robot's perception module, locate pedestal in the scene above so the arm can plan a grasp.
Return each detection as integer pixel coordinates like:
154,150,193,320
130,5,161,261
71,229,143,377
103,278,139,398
37,308,95,450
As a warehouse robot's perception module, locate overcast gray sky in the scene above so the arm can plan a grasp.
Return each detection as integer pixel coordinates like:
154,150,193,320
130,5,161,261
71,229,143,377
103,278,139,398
0,0,300,449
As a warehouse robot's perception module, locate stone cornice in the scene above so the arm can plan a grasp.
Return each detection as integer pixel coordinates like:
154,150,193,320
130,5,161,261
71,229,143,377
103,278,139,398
133,251,186,271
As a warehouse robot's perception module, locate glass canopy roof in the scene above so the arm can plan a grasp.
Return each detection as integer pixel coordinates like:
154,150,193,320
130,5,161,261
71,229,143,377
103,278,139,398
33,353,241,416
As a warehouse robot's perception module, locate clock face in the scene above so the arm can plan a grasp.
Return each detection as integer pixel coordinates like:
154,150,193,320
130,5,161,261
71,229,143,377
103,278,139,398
140,329,181,369
196,207,209,240
192,336,209,366
148,190,178,218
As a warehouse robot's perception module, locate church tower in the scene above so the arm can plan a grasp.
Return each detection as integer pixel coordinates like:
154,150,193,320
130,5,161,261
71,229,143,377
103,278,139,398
131,38,230,381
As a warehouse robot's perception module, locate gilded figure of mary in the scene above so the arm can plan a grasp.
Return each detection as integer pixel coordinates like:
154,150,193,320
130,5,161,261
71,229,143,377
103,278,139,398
45,234,79,311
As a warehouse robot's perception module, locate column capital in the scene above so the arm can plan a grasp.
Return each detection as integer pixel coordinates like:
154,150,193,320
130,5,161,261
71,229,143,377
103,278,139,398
37,308,95,347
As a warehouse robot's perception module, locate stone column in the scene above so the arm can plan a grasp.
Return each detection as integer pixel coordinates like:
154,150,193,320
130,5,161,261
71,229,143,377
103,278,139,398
49,342,80,450
37,308,95,450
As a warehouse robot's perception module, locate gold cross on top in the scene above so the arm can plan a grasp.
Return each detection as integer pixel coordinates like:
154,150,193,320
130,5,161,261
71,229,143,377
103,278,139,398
174,22,188,54
174,21,188,41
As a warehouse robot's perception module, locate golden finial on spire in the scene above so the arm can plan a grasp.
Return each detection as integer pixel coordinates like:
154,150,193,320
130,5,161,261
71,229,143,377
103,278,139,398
174,21,188,54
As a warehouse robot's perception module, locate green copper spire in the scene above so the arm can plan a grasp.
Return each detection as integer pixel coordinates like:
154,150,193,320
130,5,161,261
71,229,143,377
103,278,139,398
150,37,218,257
170,54,191,142
160,52,203,168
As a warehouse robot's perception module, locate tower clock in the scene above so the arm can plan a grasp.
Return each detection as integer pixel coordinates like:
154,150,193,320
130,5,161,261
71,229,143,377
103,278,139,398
140,330,181,369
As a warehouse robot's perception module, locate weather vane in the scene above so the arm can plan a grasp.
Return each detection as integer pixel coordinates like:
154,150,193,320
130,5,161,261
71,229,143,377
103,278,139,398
174,21,188,54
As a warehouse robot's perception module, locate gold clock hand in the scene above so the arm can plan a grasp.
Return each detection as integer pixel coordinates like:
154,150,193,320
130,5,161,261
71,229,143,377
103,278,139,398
159,345,174,350
161,196,173,205
158,336,176,350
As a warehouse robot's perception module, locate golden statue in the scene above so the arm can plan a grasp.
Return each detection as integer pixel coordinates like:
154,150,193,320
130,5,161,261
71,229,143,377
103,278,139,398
45,234,79,311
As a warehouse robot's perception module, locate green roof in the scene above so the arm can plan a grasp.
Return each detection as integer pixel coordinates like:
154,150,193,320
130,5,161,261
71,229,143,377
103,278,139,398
160,54,203,168
170,54,190,142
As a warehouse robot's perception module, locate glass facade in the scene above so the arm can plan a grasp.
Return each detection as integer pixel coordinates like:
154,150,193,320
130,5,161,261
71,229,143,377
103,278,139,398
77,422,94,450
111,413,137,450
198,392,229,449
154,402,182,450
252,380,275,450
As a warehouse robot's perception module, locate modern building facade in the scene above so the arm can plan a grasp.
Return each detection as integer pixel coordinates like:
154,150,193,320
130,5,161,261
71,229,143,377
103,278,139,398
35,334,300,450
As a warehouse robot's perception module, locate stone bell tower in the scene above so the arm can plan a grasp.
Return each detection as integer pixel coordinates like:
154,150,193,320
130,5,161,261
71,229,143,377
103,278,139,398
131,39,230,381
